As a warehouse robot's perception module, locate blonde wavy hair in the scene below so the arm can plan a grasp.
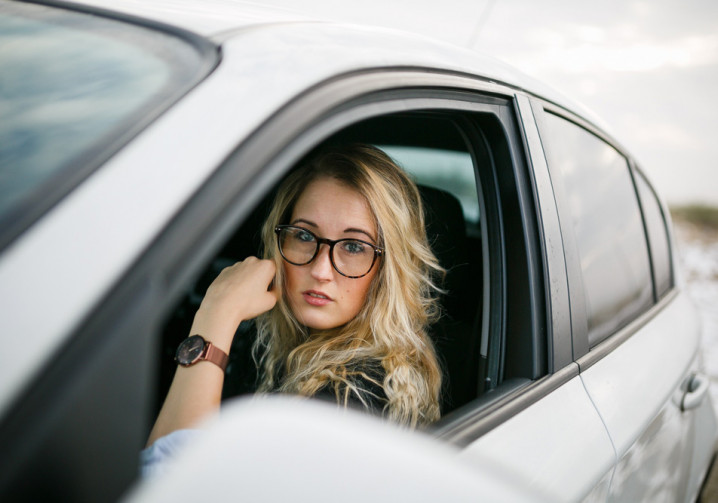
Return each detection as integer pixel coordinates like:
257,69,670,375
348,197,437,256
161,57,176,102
253,144,444,427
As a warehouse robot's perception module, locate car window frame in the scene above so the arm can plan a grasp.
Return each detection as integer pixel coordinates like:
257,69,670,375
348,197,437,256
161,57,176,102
140,72,555,444
631,162,675,300
531,99,679,368
0,69,558,500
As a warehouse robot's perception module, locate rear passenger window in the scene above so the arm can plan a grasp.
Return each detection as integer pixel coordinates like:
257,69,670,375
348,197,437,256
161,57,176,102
542,113,652,347
634,169,673,299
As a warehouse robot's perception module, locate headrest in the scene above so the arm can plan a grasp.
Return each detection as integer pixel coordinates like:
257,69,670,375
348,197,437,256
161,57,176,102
418,185,471,318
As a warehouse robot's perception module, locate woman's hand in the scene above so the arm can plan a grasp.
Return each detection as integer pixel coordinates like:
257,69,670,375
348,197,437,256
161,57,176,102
191,257,278,350
147,258,277,447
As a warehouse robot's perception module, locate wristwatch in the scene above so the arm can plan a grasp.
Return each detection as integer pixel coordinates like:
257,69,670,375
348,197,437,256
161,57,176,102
175,334,229,372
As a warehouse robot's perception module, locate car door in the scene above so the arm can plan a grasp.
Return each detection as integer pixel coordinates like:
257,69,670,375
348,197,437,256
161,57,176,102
533,100,717,502
437,94,616,502
143,68,613,500
0,3,220,501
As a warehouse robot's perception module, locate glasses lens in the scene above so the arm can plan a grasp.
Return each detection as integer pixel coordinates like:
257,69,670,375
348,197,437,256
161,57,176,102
279,227,317,264
333,239,375,277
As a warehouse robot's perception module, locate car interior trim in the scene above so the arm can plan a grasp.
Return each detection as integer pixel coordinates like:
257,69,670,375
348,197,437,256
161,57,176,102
457,117,508,391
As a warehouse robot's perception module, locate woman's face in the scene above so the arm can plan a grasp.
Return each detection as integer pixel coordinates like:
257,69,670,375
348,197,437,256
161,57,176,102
283,177,380,331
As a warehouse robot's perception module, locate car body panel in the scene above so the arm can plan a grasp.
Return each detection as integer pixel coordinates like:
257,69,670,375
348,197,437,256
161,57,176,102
0,2,715,501
459,373,616,502
0,10,585,418
684,372,718,501
579,292,714,501
128,397,548,502
69,0,312,37
65,0,610,128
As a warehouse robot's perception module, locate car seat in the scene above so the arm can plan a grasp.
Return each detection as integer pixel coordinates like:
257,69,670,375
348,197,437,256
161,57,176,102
418,185,481,413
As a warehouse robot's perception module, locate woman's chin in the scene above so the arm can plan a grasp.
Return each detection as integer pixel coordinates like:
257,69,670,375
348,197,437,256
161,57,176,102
293,308,345,332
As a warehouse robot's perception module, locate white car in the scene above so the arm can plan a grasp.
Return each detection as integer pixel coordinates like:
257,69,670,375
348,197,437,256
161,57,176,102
0,1,715,501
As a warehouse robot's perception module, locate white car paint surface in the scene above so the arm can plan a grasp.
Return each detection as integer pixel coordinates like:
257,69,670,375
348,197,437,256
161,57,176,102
581,292,716,501
0,3,592,420
127,397,547,503
0,1,715,502
460,374,615,502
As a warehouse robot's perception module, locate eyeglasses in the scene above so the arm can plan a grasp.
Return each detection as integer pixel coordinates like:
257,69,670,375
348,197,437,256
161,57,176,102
275,225,383,278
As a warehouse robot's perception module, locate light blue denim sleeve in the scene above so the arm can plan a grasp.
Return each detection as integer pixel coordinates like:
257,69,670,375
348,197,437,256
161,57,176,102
140,429,201,478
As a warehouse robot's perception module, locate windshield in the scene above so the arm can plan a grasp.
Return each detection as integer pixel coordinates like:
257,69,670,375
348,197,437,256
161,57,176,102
0,2,217,249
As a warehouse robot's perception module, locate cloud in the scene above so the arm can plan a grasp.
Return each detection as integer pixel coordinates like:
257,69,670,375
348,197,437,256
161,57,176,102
622,115,701,150
474,0,718,204
499,26,718,75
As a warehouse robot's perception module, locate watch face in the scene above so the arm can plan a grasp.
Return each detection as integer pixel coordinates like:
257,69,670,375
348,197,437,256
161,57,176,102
176,335,206,366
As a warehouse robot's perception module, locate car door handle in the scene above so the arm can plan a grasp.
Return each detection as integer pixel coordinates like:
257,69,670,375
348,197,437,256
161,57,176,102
681,373,711,411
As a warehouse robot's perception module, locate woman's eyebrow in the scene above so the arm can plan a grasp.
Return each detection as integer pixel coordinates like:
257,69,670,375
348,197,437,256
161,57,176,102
290,218,317,228
291,218,375,241
344,227,376,241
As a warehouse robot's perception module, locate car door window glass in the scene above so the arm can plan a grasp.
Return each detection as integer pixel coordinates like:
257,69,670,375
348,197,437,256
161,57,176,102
635,169,673,299
0,2,212,248
543,113,652,346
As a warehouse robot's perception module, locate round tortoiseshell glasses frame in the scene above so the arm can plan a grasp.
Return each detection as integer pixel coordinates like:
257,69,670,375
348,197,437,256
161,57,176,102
275,225,384,279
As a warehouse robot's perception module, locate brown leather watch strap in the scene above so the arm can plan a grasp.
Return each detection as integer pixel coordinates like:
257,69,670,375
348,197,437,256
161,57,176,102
203,341,229,372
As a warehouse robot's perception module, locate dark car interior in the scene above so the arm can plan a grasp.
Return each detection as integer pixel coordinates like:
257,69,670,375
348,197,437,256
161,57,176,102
157,113,487,417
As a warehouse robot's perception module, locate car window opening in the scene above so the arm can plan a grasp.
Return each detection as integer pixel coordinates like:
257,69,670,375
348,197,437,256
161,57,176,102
155,110,526,426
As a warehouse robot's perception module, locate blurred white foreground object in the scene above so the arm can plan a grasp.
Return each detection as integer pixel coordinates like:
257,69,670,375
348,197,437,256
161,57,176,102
127,396,545,502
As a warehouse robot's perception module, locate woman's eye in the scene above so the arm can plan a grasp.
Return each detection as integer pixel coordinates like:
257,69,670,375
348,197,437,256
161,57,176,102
295,230,315,242
341,240,368,255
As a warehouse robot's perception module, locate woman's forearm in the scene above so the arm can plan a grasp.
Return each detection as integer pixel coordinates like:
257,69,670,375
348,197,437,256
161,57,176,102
146,316,236,446
146,258,277,446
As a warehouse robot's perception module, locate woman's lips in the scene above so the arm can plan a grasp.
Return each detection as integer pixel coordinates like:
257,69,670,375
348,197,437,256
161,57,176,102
302,290,332,306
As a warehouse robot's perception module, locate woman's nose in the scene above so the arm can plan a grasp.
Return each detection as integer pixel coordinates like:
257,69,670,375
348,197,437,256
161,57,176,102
310,244,334,281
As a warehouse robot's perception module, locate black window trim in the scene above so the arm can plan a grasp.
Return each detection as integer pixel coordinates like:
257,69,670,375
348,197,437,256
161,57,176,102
629,160,660,303
631,162,677,299
518,95,573,371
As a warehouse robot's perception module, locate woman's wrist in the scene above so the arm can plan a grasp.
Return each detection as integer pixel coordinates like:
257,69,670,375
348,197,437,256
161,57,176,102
189,308,242,353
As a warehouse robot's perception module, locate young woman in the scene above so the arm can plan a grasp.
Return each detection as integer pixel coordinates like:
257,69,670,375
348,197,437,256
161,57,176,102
145,144,444,459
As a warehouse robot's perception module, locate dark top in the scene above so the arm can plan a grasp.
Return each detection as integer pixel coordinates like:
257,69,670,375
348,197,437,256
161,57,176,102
223,320,388,416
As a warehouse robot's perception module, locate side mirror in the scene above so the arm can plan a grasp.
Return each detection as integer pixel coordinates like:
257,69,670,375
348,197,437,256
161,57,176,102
127,396,543,502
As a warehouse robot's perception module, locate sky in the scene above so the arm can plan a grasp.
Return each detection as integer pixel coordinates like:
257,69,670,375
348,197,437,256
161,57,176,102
475,0,718,207
266,0,718,206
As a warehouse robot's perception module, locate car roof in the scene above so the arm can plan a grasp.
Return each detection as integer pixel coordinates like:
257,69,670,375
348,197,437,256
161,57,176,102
67,0,608,130
69,0,313,36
